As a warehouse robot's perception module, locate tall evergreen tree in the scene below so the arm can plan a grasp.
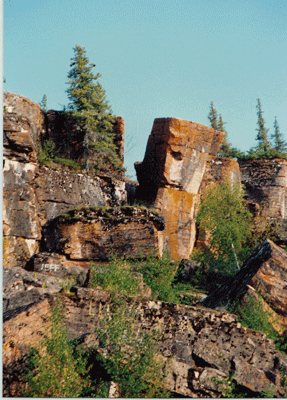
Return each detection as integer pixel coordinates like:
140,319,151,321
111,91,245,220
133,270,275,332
217,114,232,157
209,105,242,159
255,98,270,153
39,94,47,112
272,117,287,153
66,45,122,172
208,101,219,130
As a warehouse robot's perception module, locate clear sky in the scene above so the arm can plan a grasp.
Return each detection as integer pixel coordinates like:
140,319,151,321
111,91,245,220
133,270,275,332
4,0,287,179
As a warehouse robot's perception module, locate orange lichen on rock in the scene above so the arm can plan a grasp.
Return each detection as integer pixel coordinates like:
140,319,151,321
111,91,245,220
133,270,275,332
135,117,225,259
154,188,195,260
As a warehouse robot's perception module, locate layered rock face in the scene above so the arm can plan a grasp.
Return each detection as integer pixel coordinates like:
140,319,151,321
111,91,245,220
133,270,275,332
135,118,225,259
3,92,128,268
45,111,125,174
240,159,287,220
40,206,165,261
3,290,287,397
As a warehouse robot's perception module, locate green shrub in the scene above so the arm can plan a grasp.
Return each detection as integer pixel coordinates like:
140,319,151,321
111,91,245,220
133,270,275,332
22,298,95,397
197,179,252,269
95,295,170,398
213,373,248,398
53,156,78,170
137,253,179,302
89,255,143,296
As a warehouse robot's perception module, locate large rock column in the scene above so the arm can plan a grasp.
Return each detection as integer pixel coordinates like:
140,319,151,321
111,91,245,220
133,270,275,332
135,118,224,259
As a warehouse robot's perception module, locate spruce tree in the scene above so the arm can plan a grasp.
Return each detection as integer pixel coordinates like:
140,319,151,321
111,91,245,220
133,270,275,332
209,106,242,159
255,98,271,153
66,45,122,173
272,117,287,153
217,114,232,157
39,94,47,112
208,101,218,130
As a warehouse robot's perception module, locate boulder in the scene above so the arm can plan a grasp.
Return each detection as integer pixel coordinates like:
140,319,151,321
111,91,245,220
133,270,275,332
41,206,165,260
3,267,65,313
200,155,241,193
25,252,90,284
4,91,46,153
201,240,287,320
3,91,129,269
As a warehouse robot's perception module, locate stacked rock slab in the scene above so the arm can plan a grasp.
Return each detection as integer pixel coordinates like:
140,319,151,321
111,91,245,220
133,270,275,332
3,92,128,269
135,118,224,259
201,239,287,318
239,159,287,220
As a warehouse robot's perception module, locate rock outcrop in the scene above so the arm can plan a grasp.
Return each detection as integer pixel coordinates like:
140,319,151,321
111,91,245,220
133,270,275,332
201,240,287,319
240,158,287,220
3,92,287,398
40,206,165,261
135,118,225,259
3,92,129,268
3,289,287,397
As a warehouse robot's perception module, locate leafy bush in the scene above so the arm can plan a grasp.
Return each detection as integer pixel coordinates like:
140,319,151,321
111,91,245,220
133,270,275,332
137,253,179,302
22,298,96,397
53,156,78,170
89,255,143,296
197,179,252,264
95,295,170,398
38,140,78,170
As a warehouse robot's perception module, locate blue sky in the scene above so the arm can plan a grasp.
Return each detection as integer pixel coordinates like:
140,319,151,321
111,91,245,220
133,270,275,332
4,0,287,179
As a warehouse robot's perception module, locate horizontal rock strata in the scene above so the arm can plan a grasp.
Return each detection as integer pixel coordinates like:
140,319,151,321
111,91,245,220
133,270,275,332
41,206,165,260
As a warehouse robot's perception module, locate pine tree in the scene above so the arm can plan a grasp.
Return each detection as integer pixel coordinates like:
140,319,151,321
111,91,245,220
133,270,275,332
66,45,122,172
256,98,270,153
39,94,47,112
217,114,232,157
208,101,218,130
210,108,242,159
272,117,287,153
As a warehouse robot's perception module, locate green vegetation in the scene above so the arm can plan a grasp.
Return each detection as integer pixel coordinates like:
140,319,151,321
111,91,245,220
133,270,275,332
66,45,123,173
230,291,287,355
22,295,170,398
196,178,252,273
255,98,271,154
213,373,248,398
38,139,78,170
89,253,201,306
22,298,96,397
89,255,143,296
95,295,170,398
39,94,47,112
208,101,243,158
137,253,179,302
